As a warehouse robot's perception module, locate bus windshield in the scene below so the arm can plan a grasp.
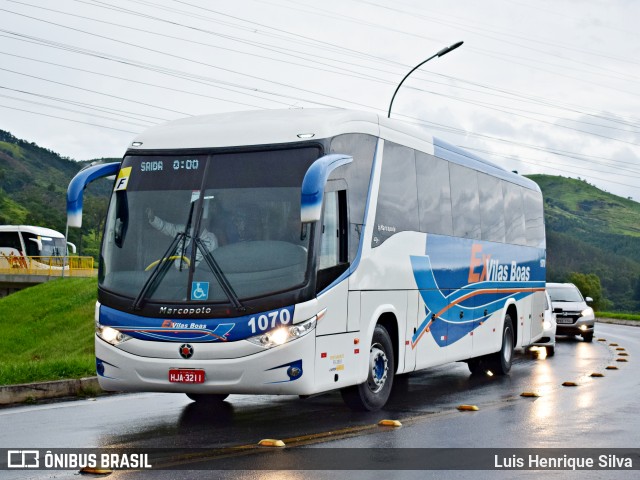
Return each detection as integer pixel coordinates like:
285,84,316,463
100,147,320,305
22,233,66,266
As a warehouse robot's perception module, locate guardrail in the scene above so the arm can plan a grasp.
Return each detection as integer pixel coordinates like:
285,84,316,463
0,255,96,277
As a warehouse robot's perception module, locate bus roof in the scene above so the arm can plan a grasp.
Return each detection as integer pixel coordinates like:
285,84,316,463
128,109,539,191
0,225,65,238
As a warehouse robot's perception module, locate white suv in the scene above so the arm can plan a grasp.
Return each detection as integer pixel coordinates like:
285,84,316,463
546,282,595,342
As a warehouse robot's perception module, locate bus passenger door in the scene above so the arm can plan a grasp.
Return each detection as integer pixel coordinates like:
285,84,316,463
316,189,350,335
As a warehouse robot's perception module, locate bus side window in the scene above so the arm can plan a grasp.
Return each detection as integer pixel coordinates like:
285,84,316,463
0,231,23,254
523,188,545,248
478,172,506,243
416,151,453,235
317,190,349,292
21,233,41,256
450,164,481,240
503,182,526,245
372,142,419,247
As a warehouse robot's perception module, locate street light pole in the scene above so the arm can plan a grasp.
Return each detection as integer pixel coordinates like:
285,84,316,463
387,41,464,118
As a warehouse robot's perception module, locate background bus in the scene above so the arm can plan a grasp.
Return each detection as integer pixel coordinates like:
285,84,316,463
68,109,546,411
0,225,76,270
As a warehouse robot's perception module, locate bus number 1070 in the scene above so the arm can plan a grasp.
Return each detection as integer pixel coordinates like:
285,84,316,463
248,309,292,334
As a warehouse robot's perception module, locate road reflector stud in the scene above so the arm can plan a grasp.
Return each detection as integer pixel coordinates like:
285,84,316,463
619,353,629,356
79,467,113,475
609,343,619,346
597,338,606,342
616,358,628,362
520,392,540,397
258,439,286,447
457,404,479,411
616,347,625,351
606,366,619,370
562,381,578,387
590,373,604,377
378,419,402,427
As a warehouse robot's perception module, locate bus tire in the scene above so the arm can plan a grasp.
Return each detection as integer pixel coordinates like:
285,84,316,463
186,393,229,405
341,324,395,411
485,315,514,375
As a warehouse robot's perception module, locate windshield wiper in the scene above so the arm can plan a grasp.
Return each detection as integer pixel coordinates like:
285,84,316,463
195,237,246,312
132,231,185,310
132,201,198,309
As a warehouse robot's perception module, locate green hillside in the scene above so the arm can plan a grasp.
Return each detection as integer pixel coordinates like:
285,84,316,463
528,174,640,312
0,278,97,385
0,130,117,257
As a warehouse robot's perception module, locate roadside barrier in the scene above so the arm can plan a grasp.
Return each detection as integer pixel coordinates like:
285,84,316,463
0,254,95,277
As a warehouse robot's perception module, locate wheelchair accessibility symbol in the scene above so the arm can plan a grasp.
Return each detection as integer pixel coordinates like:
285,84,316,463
191,282,209,301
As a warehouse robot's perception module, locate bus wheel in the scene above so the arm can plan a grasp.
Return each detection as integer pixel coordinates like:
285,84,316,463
186,393,229,405
341,324,395,411
485,315,514,375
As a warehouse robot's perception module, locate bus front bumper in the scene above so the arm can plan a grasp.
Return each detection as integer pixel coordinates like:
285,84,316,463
94,332,317,396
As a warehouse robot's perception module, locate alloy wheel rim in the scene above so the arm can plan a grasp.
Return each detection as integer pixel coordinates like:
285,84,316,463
368,343,388,393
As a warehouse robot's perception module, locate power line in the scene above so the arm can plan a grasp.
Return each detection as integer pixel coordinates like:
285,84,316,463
0,64,193,115
57,0,640,131
0,91,154,128
0,49,273,111
0,84,170,122
5,1,385,86
466,146,640,180
3,0,637,184
0,103,141,134
462,146,640,190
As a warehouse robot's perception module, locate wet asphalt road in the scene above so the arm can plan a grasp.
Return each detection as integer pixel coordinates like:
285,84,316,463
1,322,638,479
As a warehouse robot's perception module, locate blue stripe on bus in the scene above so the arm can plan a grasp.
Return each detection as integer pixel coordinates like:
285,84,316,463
99,304,294,343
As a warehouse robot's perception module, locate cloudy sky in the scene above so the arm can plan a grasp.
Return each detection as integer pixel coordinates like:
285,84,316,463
1,0,639,199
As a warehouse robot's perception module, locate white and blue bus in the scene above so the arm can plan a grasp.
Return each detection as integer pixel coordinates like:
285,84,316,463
67,109,546,411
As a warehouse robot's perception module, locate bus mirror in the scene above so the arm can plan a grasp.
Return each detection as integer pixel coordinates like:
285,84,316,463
67,242,77,254
300,154,352,223
585,297,593,304
67,162,120,228
28,237,43,252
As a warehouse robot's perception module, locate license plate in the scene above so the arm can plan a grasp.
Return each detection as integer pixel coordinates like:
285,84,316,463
557,318,574,324
169,369,205,384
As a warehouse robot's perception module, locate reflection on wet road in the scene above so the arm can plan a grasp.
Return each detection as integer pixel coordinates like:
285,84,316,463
1,323,638,479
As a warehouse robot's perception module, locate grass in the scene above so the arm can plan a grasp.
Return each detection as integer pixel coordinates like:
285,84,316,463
0,277,97,385
597,312,640,322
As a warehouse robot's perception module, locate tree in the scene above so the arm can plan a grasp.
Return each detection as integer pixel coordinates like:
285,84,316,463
567,272,608,311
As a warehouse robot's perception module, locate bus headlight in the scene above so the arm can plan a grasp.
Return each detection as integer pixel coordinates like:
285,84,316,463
96,322,131,346
543,320,552,330
247,311,322,349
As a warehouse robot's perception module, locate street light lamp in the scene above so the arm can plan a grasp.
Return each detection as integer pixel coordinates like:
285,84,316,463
387,41,464,118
